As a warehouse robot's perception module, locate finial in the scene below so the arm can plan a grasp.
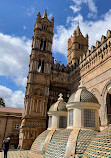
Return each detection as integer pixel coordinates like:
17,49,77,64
58,93,63,101
51,16,54,24
78,79,86,89
78,21,79,26
79,79,83,86
37,11,41,17
73,30,76,36
42,9,47,18
36,11,41,22
76,23,82,36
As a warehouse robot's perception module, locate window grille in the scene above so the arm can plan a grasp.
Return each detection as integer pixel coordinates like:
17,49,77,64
84,109,95,127
49,116,52,127
59,116,67,128
69,109,73,126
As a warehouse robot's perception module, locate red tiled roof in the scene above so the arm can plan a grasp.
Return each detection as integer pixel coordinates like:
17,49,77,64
0,107,23,114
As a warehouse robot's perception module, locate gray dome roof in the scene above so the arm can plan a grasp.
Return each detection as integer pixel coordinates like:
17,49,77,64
68,82,98,104
49,93,67,112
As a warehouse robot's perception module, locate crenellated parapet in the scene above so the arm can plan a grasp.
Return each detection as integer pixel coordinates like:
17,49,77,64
78,30,111,76
51,63,70,73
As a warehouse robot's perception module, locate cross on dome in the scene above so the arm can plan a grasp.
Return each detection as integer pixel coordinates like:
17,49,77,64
79,79,83,86
78,79,86,89
58,93,63,101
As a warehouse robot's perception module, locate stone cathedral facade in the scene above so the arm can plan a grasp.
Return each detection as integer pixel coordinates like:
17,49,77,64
19,10,111,149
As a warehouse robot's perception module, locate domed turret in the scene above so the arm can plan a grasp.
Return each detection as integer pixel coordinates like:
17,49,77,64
68,80,98,104
66,80,100,130
48,93,67,129
49,93,67,112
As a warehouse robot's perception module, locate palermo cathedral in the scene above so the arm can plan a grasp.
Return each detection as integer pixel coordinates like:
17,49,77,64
0,10,111,158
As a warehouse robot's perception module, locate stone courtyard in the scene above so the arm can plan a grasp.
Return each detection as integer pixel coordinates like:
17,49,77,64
0,150,39,158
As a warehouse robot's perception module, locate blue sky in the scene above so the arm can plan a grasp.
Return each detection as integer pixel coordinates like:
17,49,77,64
0,0,111,108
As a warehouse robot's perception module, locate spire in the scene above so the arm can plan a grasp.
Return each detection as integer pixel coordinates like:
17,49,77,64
36,11,41,22
76,23,82,36
42,9,47,18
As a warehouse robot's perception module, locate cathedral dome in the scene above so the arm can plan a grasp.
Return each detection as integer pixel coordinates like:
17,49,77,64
49,93,67,112
30,130,50,154
68,81,98,104
44,128,98,158
83,125,111,158
30,130,61,155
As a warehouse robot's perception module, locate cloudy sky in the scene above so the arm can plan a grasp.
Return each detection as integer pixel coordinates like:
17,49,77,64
0,0,111,108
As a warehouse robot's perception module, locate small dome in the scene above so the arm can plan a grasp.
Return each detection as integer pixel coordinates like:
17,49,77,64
31,130,61,155
83,125,111,157
49,93,67,111
68,81,98,104
31,130,50,154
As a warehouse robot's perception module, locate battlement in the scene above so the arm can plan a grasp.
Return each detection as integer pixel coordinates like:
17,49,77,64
51,63,70,73
73,30,111,75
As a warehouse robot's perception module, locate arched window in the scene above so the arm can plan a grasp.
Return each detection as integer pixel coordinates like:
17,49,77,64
37,59,41,72
43,40,46,51
37,59,45,73
40,39,46,51
42,60,44,73
40,39,44,50
42,25,48,31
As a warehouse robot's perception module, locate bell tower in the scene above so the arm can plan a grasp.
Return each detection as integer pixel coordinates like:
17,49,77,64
19,10,54,149
67,25,88,66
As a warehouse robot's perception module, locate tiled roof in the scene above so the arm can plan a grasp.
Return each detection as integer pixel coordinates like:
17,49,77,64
75,129,98,157
0,107,23,114
44,129,72,158
31,130,50,154
68,89,98,103
83,125,111,158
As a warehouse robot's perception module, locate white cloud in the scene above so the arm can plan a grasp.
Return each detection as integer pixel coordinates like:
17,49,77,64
0,33,31,88
48,13,53,20
23,25,26,30
52,10,111,57
26,6,35,17
70,5,81,13
71,0,97,17
0,85,24,108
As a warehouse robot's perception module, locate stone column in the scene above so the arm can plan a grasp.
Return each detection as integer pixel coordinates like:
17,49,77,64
36,100,38,113
42,101,45,116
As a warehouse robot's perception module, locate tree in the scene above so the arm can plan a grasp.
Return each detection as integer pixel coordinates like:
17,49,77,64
0,98,5,107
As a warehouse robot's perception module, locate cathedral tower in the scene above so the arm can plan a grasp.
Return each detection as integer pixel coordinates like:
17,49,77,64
67,25,88,66
19,10,54,149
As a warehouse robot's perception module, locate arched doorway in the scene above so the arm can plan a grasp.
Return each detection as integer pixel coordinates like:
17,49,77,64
106,90,111,124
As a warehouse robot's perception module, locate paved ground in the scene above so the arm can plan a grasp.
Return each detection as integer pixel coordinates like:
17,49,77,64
0,150,40,158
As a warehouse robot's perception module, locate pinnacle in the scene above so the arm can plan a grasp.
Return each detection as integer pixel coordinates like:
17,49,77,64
42,9,47,18
37,11,41,17
36,11,41,22
76,24,81,36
